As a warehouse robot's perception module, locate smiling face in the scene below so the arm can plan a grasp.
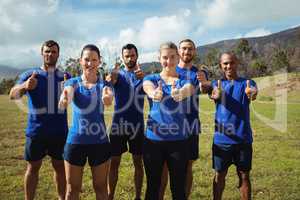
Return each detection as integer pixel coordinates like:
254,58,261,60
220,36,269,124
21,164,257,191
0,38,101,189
159,48,179,69
80,49,101,75
179,41,195,64
219,53,238,80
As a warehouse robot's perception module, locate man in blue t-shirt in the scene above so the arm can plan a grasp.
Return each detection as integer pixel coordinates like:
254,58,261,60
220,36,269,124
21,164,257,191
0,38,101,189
210,52,258,200
107,44,145,200
9,40,69,200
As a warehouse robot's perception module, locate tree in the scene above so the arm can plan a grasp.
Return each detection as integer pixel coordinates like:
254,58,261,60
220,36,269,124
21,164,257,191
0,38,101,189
250,59,268,77
235,39,251,56
64,57,81,77
203,48,220,79
271,48,290,72
0,78,16,94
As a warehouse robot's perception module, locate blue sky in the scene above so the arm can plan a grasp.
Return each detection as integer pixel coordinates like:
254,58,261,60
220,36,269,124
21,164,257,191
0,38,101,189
0,0,299,69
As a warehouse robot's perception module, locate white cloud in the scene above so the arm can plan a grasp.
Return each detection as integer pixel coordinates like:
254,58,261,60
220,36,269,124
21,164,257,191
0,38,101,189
139,51,158,63
244,28,272,38
138,15,189,50
195,0,300,31
94,12,192,65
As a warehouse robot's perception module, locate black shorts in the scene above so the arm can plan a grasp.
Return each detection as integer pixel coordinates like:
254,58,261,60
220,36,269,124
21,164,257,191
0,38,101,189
212,143,252,172
63,143,111,167
109,123,144,156
187,135,199,160
24,135,66,161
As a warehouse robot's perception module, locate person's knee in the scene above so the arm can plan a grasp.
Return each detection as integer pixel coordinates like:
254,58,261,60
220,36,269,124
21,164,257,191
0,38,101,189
51,159,65,173
93,181,107,194
133,159,143,172
237,171,250,182
26,161,42,174
110,157,121,170
66,183,81,195
214,171,227,183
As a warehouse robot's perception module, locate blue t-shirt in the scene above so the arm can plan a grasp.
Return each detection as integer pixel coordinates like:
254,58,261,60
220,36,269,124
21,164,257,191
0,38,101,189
144,73,193,141
65,76,109,144
176,66,202,135
212,78,257,144
112,69,145,129
17,67,70,138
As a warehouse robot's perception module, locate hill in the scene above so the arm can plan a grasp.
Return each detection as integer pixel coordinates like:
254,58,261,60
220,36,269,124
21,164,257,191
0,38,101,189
196,26,300,77
0,65,26,80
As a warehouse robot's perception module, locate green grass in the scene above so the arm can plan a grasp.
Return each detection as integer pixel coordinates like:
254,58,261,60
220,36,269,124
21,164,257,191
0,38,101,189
0,73,300,199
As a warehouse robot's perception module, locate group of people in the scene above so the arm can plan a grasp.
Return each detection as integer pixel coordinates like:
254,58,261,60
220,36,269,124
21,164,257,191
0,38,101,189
9,39,258,200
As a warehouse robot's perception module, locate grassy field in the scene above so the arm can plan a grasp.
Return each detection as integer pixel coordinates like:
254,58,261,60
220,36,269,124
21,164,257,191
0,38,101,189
0,73,299,199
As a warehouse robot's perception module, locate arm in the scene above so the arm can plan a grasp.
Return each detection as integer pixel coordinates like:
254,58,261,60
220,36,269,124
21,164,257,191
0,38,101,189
9,83,28,100
9,71,38,100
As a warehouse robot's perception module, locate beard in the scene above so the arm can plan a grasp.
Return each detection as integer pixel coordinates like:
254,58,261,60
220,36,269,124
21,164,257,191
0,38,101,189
181,55,193,64
44,57,58,66
126,60,136,68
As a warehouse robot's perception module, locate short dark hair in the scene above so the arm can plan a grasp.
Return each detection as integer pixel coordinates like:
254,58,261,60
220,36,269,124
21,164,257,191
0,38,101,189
122,43,138,57
179,39,196,49
41,40,60,53
81,44,101,59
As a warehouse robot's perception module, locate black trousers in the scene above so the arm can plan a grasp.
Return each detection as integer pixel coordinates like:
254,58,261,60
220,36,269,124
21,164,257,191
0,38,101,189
143,138,189,200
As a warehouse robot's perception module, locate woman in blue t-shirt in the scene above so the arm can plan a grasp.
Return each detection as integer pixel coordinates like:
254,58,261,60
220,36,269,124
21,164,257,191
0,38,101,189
143,42,195,200
58,44,113,200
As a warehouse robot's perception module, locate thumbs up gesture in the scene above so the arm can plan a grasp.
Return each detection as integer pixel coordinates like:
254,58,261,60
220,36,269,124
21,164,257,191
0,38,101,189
134,63,144,80
61,73,68,91
245,80,257,100
25,71,38,90
152,81,163,102
58,90,69,110
106,63,119,84
171,80,182,102
102,86,113,106
211,80,222,100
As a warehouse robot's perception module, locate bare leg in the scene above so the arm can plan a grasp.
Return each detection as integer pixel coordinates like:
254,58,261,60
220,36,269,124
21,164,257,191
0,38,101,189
51,158,66,200
213,170,228,200
237,170,251,200
159,163,168,200
64,161,84,200
92,160,110,200
132,155,144,200
108,156,121,200
24,160,43,200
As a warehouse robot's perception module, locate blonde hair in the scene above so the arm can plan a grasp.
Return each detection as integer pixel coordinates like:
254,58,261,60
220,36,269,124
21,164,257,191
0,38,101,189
159,42,178,54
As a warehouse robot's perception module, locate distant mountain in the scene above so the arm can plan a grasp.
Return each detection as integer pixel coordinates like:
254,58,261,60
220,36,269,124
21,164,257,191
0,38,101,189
0,65,27,80
139,26,300,76
140,62,161,74
197,26,300,68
